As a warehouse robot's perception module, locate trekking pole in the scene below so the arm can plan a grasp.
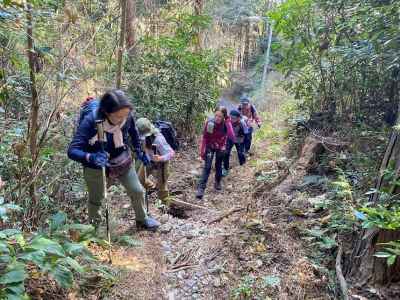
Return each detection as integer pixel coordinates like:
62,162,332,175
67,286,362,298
143,164,149,214
96,120,112,264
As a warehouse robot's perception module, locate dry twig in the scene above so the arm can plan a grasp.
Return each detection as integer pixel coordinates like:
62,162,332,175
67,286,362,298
208,207,245,225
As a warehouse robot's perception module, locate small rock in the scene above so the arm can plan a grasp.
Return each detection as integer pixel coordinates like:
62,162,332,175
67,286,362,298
181,223,194,231
177,271,185,280
186,279,196,288
160,214,170,224
256,259,263,267
160,224,173,234
189,169,201,176
276,157,288,169
238,254,249,261
213,277,222,288
208,266,222,274
185,232,195,239
161,241,172,252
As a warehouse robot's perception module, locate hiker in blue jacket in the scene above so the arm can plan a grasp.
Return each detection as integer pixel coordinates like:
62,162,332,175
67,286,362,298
68,89,160,231
222,109,247,176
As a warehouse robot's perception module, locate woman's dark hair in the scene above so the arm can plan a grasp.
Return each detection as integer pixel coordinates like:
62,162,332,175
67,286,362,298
99,89,133,117
216,106,228,118
145,135,156,149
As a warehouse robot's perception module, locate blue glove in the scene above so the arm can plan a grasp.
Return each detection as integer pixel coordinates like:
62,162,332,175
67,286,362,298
138,151,150,166
88,151,108,168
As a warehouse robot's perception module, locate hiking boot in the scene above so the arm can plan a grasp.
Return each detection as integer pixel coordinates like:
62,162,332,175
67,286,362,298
196,186,205,200
136,217,160,232
214,181,222,191
222,168,229,177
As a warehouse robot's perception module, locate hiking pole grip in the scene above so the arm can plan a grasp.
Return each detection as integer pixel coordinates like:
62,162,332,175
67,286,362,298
95,120,107,195
95,120,112,264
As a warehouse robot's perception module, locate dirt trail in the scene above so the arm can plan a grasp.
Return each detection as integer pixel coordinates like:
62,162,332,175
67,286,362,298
99,127,333,300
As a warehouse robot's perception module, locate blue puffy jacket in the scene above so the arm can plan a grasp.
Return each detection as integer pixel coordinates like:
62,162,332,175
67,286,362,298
67,105,142,169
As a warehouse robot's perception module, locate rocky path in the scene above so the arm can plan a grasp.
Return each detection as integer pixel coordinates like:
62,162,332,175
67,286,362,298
105,141,259,299
101,129,333,300
97,89,334,299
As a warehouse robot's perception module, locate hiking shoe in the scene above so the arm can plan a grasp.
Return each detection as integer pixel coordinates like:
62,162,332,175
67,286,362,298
214,181,222,191
222,168,229,177
136,217,160,232
196,187,205,200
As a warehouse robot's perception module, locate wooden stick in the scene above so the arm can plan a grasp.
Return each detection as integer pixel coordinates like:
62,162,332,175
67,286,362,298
166,265,199,273
208,207,245,225
336,245,349,300
169,198,214,211
371,132,398,202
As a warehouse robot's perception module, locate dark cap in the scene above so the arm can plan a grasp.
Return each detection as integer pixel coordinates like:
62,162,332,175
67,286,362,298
230,109,241,118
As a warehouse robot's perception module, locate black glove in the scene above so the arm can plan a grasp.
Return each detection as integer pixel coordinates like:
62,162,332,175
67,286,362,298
88,151,108,168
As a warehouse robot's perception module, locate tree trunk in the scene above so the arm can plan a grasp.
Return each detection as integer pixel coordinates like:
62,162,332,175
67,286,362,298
26,3,39,225
237,26,243,70
243,21,250,69
116,0,127,89
194,0,203,51
347,128,400,285
125,0,136,56
262,22,273,96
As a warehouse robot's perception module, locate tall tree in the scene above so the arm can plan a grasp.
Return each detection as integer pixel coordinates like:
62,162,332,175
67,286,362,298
243,20,250,68
26,2,39,222
116,0,127,88
194,0,203,51
125,0,136,55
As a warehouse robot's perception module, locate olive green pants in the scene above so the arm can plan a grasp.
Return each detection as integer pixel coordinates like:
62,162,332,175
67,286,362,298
83,166,147,224
138,162,170,202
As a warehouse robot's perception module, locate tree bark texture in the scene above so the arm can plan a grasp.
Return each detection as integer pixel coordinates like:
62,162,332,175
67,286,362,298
116,0,127,88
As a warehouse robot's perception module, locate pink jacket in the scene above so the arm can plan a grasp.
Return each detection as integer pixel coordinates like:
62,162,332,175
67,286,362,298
238,104,262,128
200,118,236,159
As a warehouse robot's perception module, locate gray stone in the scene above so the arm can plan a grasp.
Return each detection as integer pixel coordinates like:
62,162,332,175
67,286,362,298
161,241,172,252
256,259,263,267
189,169,201,176
177,271,185,280
186,279,196,288
213,277,222,288
160,224,173,234
208,266,222,274
160,214,170,224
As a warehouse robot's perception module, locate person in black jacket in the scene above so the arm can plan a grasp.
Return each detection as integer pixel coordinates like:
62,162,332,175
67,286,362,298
68,89,160,231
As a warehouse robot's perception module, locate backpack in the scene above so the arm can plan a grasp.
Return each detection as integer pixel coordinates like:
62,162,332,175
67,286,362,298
239,117,248,135
154,120,179,151
238,104,256,119
75,97,99,132
206,117,227,135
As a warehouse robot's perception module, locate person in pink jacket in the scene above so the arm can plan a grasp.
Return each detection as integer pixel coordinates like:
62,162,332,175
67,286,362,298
238,95,262,154
196,107,236,200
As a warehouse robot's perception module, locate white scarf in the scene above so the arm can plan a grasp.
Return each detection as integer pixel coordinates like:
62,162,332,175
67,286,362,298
89,119,127,148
